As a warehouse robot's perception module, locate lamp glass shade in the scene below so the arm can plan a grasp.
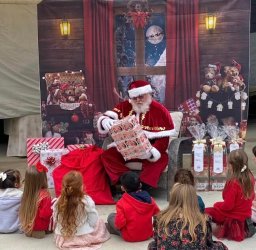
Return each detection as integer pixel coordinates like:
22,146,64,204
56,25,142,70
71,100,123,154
60,19,70,36
205,15,216,30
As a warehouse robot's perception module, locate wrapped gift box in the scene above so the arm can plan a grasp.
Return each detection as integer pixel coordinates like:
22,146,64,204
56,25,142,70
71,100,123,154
40,149,68,188
109,115,152,161
209,141,228,191
192,151,210,191
27,137,64,166
191,141,210,191
67,144,91,152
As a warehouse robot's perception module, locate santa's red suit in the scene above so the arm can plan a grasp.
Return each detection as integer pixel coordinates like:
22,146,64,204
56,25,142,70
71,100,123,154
98,97,174,188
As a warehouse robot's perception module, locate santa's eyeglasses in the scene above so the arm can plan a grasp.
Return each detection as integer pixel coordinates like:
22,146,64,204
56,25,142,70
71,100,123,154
131,94,147,100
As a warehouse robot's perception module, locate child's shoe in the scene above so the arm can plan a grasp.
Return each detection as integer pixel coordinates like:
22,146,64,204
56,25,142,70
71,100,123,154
245,218,256,238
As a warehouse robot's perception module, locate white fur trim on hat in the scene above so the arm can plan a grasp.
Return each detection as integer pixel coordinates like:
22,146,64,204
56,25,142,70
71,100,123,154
128,85,153,98
148,147,161,162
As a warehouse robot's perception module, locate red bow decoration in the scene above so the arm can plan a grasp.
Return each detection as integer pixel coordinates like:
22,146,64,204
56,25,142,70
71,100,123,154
45,156,56,166
128,11,150,29
35,161,48,173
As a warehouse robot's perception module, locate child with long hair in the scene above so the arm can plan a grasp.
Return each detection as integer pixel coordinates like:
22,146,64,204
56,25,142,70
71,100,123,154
148,183,228,250
205,149,255,241
174,168,205,213
53,171,110,249
0,169,22,233
19,162,52,239
106,171,160,242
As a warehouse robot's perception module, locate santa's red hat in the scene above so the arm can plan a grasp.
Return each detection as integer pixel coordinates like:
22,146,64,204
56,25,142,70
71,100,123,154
128,80,153,98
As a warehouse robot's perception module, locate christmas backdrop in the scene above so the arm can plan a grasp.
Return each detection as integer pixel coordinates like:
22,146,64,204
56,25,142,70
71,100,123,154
38,0,250,145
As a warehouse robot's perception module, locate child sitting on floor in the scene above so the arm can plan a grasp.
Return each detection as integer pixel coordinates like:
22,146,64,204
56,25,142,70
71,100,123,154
52,171,110,249
0,169,22,233
148,183,228,250
205,149,255,241
19,162,52,238
174,168,205,212
106,171,160,242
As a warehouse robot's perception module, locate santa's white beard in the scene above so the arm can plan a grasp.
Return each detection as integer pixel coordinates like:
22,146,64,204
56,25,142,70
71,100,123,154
130,97,152,114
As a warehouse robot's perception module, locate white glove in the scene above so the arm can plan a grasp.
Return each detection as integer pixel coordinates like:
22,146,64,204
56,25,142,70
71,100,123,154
148,147,161,162
101,118,115,131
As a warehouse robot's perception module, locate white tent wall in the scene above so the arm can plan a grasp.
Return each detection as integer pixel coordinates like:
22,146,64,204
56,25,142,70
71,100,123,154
0,0,42,156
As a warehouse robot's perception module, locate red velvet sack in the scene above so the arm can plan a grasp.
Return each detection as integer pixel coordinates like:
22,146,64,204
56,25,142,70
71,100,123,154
52,145,115,205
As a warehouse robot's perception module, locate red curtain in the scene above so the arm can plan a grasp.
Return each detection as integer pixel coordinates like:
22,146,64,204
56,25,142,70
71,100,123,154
83,0,118,112
165,0,200,110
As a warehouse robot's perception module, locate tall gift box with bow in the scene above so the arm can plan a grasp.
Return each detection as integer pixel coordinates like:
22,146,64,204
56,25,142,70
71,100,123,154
207,125,228,191
188,124,209,191
40,149,68,188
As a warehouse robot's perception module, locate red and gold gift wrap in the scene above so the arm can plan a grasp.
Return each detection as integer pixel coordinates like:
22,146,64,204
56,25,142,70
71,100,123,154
109,115,152,161
191,139,210,191
209,139,227,191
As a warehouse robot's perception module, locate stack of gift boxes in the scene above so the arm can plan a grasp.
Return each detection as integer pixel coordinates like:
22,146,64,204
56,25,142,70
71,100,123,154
27,137,92,188
188,123,245,192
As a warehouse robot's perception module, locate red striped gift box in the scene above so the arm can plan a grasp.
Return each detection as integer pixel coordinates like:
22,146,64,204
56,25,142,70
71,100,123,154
67,144,91,152
27,137,64,166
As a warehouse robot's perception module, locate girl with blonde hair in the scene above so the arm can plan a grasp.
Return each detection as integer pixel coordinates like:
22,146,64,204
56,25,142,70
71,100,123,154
19,162,52,238
148,183,227,250
53,171,110,249
205,149,255,241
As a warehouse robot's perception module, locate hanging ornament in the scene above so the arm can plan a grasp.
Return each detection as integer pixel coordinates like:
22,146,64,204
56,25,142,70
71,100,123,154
234,92,241,100
196,99,200,107
217,104,223,112
241,102,246,110
71,113,79,123
196,91,201,98
241,92,248,100
228,101,233,109
201,92,207,100
207,100,213,108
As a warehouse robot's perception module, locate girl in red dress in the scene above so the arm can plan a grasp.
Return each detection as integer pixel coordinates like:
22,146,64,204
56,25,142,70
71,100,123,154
205,149,255,241
19,162,52,238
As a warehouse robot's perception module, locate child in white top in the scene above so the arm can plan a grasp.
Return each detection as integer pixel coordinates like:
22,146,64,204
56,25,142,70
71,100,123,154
0,169,23,233
52,171,110,249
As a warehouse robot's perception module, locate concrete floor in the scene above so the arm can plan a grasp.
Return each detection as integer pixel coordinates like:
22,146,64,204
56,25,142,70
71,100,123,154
0,119,255,250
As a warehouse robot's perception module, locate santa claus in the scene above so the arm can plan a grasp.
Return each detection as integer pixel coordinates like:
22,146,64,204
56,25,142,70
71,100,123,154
97,80,175,189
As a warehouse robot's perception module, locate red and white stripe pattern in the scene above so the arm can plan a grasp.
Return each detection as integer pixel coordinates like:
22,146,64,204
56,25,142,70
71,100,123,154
27,137,64,166
67,144,91,152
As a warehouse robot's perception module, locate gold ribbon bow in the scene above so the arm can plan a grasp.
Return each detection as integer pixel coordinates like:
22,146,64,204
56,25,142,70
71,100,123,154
230,138,246,144
210,139,225,152
192,139,206,151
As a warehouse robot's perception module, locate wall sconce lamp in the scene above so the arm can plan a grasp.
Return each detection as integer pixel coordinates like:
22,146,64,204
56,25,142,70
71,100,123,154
205,14,216,32
60,19,70,37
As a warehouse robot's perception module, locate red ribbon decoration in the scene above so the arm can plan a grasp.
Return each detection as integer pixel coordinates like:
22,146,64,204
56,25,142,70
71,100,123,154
45,156,56,166
128,11,150,29
35,161,48,173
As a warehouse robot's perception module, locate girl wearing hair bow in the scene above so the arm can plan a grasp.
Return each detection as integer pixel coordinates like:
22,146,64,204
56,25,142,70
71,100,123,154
0,169,22,233
19,162,52,238
205,149,255,241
